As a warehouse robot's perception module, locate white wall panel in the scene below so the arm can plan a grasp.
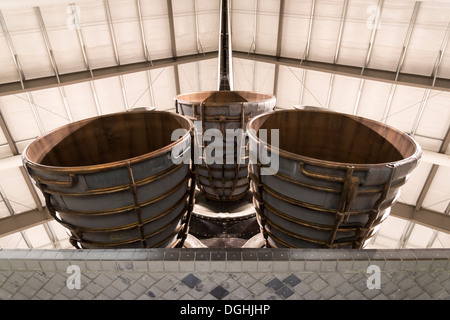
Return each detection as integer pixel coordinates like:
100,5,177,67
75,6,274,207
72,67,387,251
337,0,378,67
356,80,391,121
385,84,426,133
31,88,70,133
94,76,127,115
327,74,358,114
415,91,450,141
422,166,450,213
280,0,312,59
2,8,54,79
40,4,88,74
150,66,177,110
63,81,99,121
275,65,303,109
123,70,153,109
367,0,415,72
0,94,41,142
401,1,450,77
308,0,343,63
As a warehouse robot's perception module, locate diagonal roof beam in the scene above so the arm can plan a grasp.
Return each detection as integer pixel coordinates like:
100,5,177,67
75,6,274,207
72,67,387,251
166,0,180,95
0,52,217,97
233,51,450,93
273,0,284,96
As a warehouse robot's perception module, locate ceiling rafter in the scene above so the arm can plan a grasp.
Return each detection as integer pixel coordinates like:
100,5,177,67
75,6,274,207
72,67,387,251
272,0,284,96
326,0,348,110
35,6,74,123
381,1,420,124
166,0,180,95
353,0,384,116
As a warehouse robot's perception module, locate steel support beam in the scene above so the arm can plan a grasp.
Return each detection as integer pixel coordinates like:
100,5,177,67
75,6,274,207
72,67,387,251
0,52,217,97
166,0,180,95
273,0,285,96
233,51,450,93
0,208,52,237
391,202,450,234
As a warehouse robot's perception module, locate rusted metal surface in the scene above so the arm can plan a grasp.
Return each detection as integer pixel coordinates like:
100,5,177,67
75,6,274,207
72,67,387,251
176,90,276,202
248,109,422,249
23,111,196,249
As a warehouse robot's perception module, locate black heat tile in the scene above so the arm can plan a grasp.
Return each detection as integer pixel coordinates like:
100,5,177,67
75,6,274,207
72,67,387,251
242,250,258,261
266,278,284,291
211,251,226,261
258,250,273,261
276,285,294,299
226,250,241,261
147,250,164,260
164,251,180,261
180,251,195,261
283,274,301,287
195,251,210,261
181,274,201,289
210,285,229,300
273,250,289,260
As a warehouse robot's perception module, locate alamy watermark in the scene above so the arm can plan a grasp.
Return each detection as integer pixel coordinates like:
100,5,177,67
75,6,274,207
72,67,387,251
366,265,381,290
66,264,81,290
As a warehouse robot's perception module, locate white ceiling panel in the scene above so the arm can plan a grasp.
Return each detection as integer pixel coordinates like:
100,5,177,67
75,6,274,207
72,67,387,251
0,35,21,84
0,232,28,249
414,90,450,141
437,37,450,79
274,65,303,108
328,74,359,114
385,84,426,133
0,145,13,160
401,1,450,76
404,224,435,248
397,160,432,206
150,66,177,110
0,167,35,214
356,80,391,121
431,232,450,248
198,57,218,91
308,0,343,63
173,1,197,56
31,88,70,133
76,1,117,69
370,215,409,248
0,202,10,219
422,165,450,213
108,0,145,64
302,70,329,108
253,61,275,95
63,81,99,121
233,57,254,91
280,0,312,59
94,76,127,115
39,4,88,74
2,8,54,79
231,0,257,53
179,62,200,94
24,224,51,248
196,0,220,53
414,135,442,153
367,0,415,72
139,0,173,60
0,94,41,142
122,70,153,109
337,0,378,67
254,0,279,56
